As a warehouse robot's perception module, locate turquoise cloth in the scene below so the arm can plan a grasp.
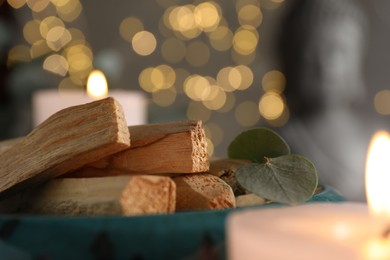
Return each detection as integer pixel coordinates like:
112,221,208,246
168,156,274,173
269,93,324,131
0,186,345,260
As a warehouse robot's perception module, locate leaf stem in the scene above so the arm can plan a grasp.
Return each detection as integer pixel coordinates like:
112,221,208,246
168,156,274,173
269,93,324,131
263,156,271,164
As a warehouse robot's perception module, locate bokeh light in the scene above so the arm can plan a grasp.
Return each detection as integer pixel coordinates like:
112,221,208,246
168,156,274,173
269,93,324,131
27,0,50,12
233,26,259,55
46,27,72,51
217,66,233,92
7,0,26,9
208,26,233,52
58,77,84,92
119,17,144,42
165,3,221,39
154,64,176,90
262,70,286,94
64,43,93,80
204,122,224,146
218,92,236,113
202,85,227,110
218,66,247,92
228,67,242,90
68,28,86,43
30,39,51,58
139,65,176,93
374,90,390,115
259,92,285,120
23,20,41,45
7,45,31,66
32,3,57,21
235,0,260,11
152,88,177,107
161,37,186,63
185,41,210,67
184,74,211,101
235,65,254,90
39,16,65,39
235,100,260,126
55,0,83,22
168,5,197,33
238,4,263,28
43,54,68,76
205,137,214,156
50,0,71,7
194,1,221,32
139,67,155,93
132,31,157,56
267,106,289,127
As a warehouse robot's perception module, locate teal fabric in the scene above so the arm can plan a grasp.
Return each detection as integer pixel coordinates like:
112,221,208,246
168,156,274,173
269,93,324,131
0,186,345,260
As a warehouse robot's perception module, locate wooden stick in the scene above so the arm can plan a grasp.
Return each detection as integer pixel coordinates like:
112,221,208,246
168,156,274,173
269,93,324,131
235,193,266,207
1,175,175,216
67,120,209,177
173,173,235,211
0,97,130,198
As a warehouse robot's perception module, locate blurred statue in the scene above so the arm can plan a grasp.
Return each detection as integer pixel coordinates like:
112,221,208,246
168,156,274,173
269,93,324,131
278,0,373,201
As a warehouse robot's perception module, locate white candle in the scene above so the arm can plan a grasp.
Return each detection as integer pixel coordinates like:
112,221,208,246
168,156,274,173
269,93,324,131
228,202,390,260
32,89,147,126
32,70,147,126
227,131,390,260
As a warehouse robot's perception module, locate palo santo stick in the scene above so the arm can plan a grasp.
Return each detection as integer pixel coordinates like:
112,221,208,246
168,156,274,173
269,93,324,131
4,175,175,216
0,97,130,198
235,193,266,207
67,120,209,177
173,173,235,211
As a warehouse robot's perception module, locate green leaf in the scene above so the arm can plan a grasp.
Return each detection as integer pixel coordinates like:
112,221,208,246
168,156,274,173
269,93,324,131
235,154,318,205
228,128,290,163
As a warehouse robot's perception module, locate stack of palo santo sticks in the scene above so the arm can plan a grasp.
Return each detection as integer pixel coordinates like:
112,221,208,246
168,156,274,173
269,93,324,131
0,97,261,217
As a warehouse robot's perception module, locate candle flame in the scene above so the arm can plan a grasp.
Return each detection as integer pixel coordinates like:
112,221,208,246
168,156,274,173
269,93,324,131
87,70,108,99
366,130,390,219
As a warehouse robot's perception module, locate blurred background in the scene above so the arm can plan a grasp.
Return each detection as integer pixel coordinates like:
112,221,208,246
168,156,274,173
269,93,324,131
0,0,389,201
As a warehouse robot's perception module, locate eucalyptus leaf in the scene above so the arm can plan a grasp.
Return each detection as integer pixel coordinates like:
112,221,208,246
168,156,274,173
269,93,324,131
228,128,290,163
235,154,318,205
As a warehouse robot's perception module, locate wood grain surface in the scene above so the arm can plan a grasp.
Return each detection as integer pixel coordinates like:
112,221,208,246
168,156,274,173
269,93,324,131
0,97,130,198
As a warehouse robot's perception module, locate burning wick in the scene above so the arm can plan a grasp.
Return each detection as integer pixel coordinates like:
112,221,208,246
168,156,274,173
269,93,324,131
87,70,108,99
382,227,390,239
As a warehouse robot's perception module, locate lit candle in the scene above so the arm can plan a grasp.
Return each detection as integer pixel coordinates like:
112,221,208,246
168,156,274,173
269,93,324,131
364,131,390,260
228,131,390,260
32,70,147,126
